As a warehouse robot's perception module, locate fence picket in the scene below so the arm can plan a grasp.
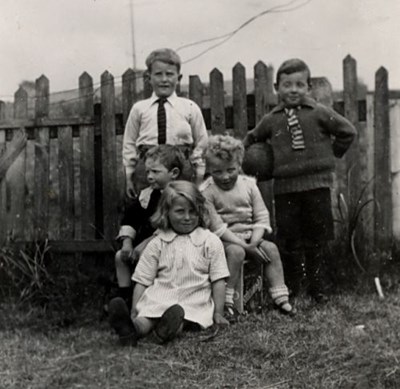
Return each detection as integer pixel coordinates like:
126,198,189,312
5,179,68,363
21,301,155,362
189,75,203,108
100,71,119,240
374,67,391,251
79,72,95,239
58,126,74,239
232,62,247,138
210,68,225,133
0,130,6,243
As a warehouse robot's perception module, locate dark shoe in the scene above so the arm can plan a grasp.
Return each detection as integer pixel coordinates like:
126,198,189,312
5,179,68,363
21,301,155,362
224,304,241,324
154,304,185,344
273,301,297,316
108,297,137,346
310,291,329,304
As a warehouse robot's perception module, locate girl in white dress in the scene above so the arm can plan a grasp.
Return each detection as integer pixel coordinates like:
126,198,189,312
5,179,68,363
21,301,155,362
109,180,230,346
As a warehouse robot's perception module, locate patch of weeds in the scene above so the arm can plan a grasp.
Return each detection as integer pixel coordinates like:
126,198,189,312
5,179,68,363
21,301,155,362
0,242,109,331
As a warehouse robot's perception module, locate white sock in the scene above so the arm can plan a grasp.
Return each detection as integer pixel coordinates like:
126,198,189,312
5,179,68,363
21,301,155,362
225,287,235,306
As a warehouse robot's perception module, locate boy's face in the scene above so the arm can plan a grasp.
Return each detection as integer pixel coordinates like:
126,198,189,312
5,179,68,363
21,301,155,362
145,157,179,190
168,196,199,235
207,155,240,191
149,60,181,98
275,71,310,107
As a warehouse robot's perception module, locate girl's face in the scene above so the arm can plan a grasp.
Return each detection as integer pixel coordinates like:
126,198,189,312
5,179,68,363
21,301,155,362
168,196,199,235
207,155,240,191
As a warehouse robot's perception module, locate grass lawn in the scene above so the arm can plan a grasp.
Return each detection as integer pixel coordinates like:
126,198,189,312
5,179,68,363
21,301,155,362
1,285,400,389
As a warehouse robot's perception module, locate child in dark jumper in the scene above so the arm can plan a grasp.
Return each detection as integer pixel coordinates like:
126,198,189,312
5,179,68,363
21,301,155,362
114,145,184,308
243,58,356,302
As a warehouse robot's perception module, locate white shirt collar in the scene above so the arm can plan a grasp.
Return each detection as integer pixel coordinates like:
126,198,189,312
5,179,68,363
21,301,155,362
150,91,178,106
156,227,208,246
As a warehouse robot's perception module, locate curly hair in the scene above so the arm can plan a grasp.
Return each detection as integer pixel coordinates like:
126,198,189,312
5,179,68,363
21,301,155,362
205,134,245,165
151,181,210,231
145,48,181,73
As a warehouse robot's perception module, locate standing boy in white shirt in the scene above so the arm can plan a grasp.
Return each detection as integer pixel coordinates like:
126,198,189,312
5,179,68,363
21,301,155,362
123,48,208,197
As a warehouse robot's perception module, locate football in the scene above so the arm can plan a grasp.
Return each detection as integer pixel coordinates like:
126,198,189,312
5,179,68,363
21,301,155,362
242,142,274,181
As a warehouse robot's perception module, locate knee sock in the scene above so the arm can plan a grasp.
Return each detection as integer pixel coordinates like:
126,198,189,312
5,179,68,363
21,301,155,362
269,285,289,306
225,287,235,306
118,286,133,309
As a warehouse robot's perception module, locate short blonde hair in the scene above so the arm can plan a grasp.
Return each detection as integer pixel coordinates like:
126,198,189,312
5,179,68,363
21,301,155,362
145,48,181,73
151,181,210,231
205,134,245,165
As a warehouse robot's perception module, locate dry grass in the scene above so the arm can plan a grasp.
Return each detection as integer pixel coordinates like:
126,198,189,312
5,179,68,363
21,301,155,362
1,282,400,389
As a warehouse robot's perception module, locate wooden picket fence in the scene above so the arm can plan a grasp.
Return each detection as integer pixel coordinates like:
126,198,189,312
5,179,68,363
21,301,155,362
0,55,395,258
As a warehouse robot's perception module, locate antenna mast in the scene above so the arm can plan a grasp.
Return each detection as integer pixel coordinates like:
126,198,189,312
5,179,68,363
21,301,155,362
129,0,137,69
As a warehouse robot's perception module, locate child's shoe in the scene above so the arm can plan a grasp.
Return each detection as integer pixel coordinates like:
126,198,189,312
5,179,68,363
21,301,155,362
310,290,329,304
108,297,138,346
224,303,241,323
154,304,185,344
269,285,296,316
273,301,297,316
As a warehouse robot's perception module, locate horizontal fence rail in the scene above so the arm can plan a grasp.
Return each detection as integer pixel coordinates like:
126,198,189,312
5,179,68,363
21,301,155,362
0,56,396,259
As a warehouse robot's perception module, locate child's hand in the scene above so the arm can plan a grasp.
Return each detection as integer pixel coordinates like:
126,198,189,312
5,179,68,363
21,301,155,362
120,240,134,262
246,243,271,264
126,179,136,199
213,312,229,326
131,306,138,320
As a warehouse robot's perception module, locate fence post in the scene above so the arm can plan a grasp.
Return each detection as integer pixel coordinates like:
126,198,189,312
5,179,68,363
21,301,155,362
79,72,96,240
34,75,50,241
253,61,274,220
5,87,29,241
0,128,5,243
122,68,138,126
343,56,361,206
210,68,225,134
0,101,5,121
232,62,247,139
374,67,391,252
189,75,204,108
100,71,119,240
14,87,28,119
254,61,269,122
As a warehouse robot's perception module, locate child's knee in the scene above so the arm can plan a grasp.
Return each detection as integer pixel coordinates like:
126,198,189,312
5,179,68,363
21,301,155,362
115,250,123,265
260,240,281,261
225,244,246,265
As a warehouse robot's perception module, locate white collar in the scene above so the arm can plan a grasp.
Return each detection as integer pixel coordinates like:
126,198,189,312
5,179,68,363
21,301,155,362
150,92,178,106
156,227,208,246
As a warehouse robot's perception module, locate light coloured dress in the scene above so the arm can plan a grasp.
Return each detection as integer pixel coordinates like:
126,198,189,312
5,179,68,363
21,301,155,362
132,227,229,328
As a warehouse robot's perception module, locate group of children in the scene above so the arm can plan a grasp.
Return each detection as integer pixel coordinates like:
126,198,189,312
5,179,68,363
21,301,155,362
108,48,356,347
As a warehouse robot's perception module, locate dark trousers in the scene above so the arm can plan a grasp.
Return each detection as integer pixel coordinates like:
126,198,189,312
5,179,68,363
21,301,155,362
274,188,334,295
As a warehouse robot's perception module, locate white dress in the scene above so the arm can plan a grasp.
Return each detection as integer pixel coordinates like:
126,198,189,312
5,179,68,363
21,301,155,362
132,227,229,328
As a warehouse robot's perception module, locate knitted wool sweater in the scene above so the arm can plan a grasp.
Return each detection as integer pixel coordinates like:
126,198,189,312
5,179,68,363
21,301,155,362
244,97,356,194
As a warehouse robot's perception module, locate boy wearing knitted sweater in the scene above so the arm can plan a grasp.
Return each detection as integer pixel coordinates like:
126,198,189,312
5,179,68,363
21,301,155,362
243,59,356,303
201,135,294,320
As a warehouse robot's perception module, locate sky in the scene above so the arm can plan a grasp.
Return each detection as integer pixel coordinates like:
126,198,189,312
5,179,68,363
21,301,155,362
0,0,399,101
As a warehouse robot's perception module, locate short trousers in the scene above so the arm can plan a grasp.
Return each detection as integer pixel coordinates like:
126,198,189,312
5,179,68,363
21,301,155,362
274,187,334,244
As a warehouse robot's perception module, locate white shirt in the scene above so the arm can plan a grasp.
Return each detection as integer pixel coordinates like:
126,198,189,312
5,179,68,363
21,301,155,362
123,92,208,175
132,227,229,328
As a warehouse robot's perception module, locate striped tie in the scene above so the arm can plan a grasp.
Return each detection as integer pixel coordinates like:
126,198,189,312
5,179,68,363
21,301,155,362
157,97,167,144
285,108,305,150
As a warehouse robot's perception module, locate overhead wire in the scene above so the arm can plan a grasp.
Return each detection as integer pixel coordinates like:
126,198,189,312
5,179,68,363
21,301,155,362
1,0,311,107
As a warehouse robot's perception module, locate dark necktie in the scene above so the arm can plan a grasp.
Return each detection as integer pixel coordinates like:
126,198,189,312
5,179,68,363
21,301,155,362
157,98,167,144
285,107,305,150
